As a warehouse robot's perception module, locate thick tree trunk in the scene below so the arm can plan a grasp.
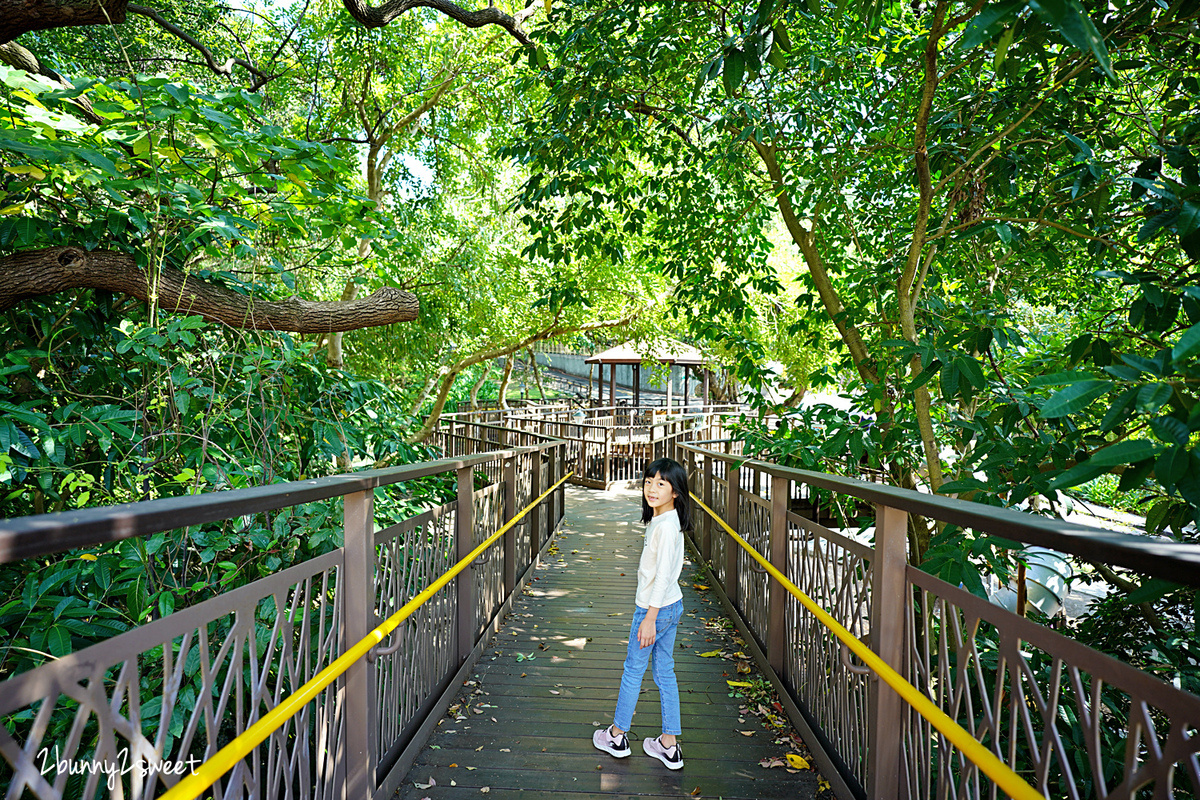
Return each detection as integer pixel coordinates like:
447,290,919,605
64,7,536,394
0,247,419,332
497,356,514,409
468,362,492,409
0,0,127,43
529,348,546,400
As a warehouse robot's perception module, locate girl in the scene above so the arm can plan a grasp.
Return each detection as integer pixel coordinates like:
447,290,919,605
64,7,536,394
593,457,692,770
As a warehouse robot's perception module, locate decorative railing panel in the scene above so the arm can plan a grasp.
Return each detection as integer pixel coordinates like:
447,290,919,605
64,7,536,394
737,490,771,648
679,440,1200,800
903,565,1200,800
786,512,874,790
471,483,505,639
372,506,457,772
0,553,343,800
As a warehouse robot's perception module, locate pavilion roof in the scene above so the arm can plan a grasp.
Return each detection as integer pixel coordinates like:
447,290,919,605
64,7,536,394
584,341,705,366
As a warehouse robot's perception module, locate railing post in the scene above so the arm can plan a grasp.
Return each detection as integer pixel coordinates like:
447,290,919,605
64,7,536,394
529,448,543,568
503,455,517,596
869,503,908,800
547,446,559,528
603,436,611,486
725,458,740,611
767,474,789,677
702,451,713,564
342,489,376,799
456,466,475,666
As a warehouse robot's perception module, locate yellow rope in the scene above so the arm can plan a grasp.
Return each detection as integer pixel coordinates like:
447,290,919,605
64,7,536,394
691,493,1044,800
162,471,574,800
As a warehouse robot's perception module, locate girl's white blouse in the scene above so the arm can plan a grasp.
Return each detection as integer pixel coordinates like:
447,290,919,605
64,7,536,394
635,508,684,610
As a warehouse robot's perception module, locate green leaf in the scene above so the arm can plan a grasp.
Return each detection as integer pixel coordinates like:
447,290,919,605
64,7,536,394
1100,387,1138,432
1156,446,1189,485
1150,415,1189,446
723,49,746,96
1136,382,1173,413
1027,370,1096,387
1088,439,1161,467
47,625,71,657
958,356,986,389
908,359,942,390
1026,0,1114,80
72,147,120,177
1117,458,1154,491
1173,321,1200,364
1179,201,1200,260
1040,380,1112,418
959,0,1023,50
1046,459,1108,490
1125,578,1181,604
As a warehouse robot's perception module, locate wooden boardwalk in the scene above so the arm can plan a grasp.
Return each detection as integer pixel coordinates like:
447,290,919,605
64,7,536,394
395,485,824,799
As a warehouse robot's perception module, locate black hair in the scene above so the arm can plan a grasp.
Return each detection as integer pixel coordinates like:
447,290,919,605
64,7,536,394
641,457,693,531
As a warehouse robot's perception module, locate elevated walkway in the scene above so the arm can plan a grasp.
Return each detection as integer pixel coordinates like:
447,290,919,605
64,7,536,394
396,486,821,799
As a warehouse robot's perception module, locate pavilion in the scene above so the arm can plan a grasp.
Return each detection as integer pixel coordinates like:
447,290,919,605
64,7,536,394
584,340,709,410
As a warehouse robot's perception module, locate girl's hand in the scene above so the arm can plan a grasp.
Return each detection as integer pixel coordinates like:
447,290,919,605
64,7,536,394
638,616,657,648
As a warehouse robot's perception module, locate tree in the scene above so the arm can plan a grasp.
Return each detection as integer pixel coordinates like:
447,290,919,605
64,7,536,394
508,0,1200,562
0,0,542,334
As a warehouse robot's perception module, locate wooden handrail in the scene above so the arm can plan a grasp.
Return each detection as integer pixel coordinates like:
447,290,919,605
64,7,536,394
0,442,565,565
680,441,1200,586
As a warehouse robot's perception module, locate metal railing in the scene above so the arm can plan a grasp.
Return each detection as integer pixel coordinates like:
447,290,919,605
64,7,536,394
437,405,737,488
0,437,568,800
679,440,1200,800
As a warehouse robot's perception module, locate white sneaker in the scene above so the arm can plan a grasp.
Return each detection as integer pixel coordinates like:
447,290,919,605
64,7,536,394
592,726,631,757
643,735,683,770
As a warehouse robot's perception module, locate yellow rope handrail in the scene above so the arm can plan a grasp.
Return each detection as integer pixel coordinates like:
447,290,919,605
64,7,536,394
162,471,574,800
691,493,1043,800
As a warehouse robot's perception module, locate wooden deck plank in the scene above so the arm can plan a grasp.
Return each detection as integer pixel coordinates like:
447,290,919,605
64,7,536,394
393,485,824,800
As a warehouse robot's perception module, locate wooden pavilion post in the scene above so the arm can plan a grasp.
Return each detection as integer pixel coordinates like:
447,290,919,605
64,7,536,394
634,363,641,406
665,364,672,414
703,369,710,407
683,367,690,411
609,362,616,405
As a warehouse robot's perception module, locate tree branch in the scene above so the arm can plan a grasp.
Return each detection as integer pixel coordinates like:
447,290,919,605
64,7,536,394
340,0,533,47
0,0,128,44
128,4,270,85
0,41,103,124
0,247,419,332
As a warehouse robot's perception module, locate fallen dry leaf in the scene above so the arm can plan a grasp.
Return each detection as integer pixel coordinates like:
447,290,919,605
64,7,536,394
693,583,710,590
739,730,755,736
696,649,724,658
414,777,436,789
481,788,490,794
759,757,786,769
786,753,810,770
466,766,477,771
499,748,511,752
691,788,702,796
449,763,458,768
475,746,484,751
549,690,560,695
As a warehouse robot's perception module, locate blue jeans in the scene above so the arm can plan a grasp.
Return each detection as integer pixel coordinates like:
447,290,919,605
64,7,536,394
613,599,684,736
